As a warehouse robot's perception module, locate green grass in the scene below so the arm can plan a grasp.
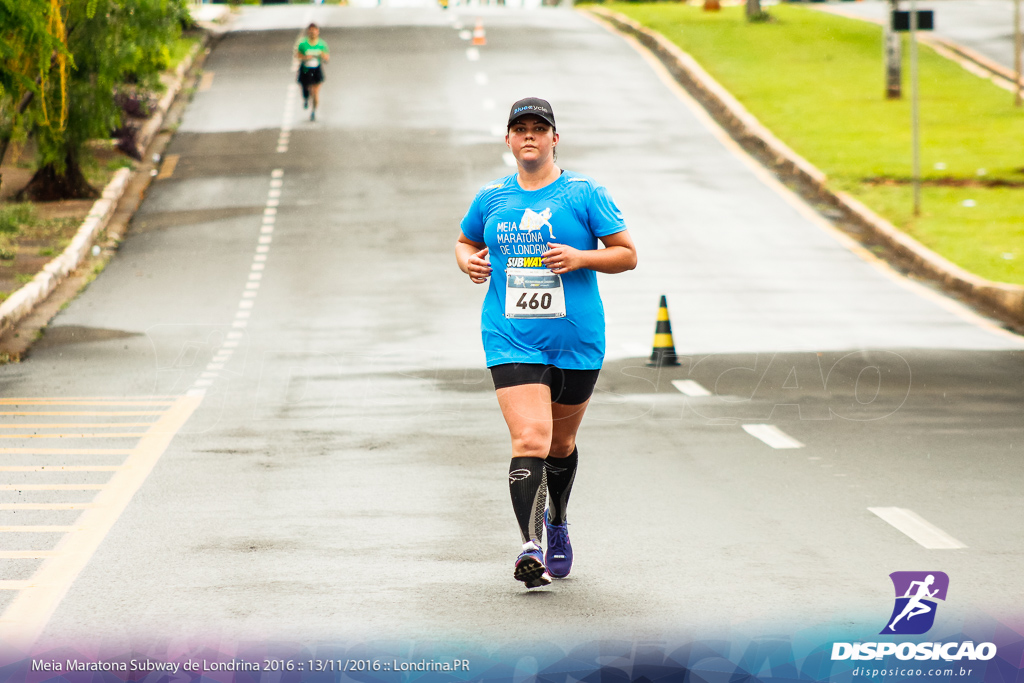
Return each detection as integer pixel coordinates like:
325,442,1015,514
167,35,202,71
609,3,1024,284
0,203,36,234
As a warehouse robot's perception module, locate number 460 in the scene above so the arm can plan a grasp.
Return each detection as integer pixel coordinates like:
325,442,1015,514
516,292,552,310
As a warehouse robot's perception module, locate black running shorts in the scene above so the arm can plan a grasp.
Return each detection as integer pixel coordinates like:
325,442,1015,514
298,66,324,86
489,363,600,406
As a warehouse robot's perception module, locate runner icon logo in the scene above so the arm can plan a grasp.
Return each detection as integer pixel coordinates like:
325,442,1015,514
518,208,555,240
881,571,949,635
509,469,532,483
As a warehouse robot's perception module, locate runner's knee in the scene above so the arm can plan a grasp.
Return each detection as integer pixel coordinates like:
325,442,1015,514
511,427,551,458
548,437,576,459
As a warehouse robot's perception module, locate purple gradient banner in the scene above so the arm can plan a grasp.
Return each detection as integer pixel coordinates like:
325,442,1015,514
2,618,1022,683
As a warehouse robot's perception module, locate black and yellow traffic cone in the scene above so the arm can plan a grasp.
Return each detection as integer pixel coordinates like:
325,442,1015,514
648,295,680,367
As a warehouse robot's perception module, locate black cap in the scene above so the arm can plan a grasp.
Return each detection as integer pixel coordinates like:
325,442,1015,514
507,98,556,130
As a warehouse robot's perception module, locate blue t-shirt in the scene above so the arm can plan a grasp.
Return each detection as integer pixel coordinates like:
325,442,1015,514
460,170,627,370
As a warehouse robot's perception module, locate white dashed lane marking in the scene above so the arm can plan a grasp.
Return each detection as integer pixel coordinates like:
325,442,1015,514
869,507,967,549
741,424,805,449
671,379,711,397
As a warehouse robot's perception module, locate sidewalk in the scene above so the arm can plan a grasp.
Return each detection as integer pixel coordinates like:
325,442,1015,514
189,2,232,25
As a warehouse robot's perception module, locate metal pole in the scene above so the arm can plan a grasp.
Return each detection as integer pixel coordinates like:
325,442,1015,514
1015,0,1022,106
910,0,921,216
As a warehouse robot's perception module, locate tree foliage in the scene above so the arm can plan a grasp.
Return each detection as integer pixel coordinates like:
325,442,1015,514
0,0,70,190
9,0,188,199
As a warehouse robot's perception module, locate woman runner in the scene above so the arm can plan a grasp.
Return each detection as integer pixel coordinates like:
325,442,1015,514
296,23,329,122
455,98,637,588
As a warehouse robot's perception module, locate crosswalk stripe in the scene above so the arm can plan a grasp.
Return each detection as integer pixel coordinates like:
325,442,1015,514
868,507,967,549
741,424,805,449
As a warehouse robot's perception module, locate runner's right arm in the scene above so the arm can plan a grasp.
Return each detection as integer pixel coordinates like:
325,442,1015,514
456,234,490,284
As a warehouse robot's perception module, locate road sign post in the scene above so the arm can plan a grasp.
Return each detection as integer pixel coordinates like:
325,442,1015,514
910,0,921,216
893,7,932,216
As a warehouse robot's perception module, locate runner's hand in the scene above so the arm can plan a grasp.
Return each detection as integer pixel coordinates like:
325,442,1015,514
468,247,491,283
543,243,582,274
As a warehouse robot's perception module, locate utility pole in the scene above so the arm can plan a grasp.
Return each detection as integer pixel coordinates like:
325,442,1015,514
910,0,921,216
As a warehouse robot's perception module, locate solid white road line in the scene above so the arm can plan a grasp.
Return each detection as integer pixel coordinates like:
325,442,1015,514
671,379,711,396
742,424,805,449
868,507,967,549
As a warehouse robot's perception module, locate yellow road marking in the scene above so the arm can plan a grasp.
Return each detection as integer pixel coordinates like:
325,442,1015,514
0,485,104,490
0,466,125,472
0,433,146,439
0,582,34,591
0,526,80,533
0,552,57,559
0,504,97,511
0,449,132,454
0,394,202,649
157,153,180,180
0,412,165,416
0,423,157,429
198,71,215,92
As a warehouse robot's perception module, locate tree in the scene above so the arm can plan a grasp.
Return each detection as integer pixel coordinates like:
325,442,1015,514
884,0,902,98
19,0,186,201
0,0,70,196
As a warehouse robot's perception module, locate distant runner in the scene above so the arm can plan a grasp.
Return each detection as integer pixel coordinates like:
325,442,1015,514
455,98,637,588
296,23,329,122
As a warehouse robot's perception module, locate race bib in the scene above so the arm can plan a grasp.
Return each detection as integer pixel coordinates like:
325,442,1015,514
304,50,321,67
505,268,566,319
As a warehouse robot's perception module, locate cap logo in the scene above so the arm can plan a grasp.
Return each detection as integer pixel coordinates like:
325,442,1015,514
513,105,549,115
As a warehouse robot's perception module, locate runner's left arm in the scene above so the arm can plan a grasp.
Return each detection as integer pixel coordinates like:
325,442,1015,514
542,230,636,275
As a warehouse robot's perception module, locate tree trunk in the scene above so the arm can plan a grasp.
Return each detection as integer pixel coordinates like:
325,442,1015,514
885,0,902,99
746,0,762,20
18,151,99,201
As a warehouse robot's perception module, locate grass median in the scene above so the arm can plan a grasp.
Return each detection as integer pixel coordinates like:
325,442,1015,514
604,2,1024,285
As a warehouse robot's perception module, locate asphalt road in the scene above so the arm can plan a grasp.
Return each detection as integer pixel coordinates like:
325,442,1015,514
0,4,1022,653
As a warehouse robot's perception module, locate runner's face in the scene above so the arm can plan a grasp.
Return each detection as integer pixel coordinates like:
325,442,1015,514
506,116,558,167
308,27,319,41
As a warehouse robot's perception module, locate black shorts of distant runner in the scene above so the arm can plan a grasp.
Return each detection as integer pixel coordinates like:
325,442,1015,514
490,363,600,406
298,65,324,86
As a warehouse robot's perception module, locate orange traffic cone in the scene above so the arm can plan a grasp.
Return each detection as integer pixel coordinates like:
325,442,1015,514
648,295,680,367
471,19,486,46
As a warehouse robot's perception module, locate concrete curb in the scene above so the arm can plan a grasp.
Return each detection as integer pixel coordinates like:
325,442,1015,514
0,39,205,341
585,6,1024,329
0,169,130,338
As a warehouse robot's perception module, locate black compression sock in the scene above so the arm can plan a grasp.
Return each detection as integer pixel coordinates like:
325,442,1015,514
509,457,547,545
544,446,578,526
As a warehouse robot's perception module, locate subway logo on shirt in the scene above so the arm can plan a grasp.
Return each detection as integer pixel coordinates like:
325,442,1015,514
506,257,545,268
